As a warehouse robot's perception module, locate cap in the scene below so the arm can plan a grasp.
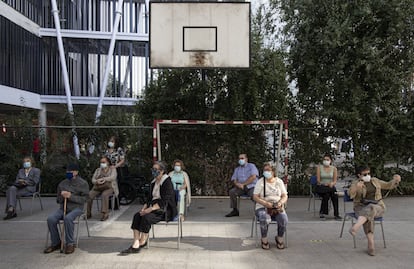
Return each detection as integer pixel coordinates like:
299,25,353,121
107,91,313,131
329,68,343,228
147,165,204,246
66,163,80,171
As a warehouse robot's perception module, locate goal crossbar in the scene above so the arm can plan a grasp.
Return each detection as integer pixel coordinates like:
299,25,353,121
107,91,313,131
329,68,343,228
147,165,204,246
153,119,289,182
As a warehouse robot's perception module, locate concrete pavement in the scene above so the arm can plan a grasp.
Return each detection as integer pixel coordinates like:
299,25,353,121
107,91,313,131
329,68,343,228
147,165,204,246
1,195,414,269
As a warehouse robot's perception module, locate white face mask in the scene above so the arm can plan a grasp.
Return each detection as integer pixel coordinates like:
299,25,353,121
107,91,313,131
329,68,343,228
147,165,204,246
108,142,114,148
174,165,181,172
322,160,331,166
100,163,108,169
362,175,371,182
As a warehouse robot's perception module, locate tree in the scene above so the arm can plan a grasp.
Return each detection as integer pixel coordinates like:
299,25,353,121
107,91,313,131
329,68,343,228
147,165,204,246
276,0,414,178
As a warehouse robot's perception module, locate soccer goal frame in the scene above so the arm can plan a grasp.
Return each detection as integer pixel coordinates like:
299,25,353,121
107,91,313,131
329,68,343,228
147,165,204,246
153,119,289,183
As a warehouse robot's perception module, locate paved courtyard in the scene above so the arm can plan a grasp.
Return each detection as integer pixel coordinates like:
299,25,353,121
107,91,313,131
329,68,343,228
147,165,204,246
1,195,414,269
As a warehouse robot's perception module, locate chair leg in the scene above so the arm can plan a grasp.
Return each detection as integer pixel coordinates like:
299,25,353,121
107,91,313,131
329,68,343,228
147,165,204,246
250,215,255,238
339,216,346,238
351,218,356,248
18,199,22,211
38,195,43,211
380,221,386,248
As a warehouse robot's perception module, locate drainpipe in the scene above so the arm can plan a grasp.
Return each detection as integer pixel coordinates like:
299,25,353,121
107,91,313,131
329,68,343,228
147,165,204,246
95,0,124,122
51,0,80,159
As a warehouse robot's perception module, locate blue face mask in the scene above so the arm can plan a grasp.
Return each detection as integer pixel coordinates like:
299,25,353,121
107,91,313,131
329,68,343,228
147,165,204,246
151,169,160,178
66,172,74,180
263,171,273,179
238,159,246,166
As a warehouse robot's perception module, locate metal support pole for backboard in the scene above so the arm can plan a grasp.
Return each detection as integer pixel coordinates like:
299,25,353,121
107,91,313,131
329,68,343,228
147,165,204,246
95,0,124,122
50,0,80,159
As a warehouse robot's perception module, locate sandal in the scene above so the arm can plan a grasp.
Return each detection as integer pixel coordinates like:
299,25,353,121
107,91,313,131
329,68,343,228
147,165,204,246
261,240,270,250
275,236,285,249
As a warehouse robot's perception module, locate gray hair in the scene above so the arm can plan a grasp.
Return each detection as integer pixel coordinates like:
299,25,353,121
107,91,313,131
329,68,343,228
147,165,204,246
154,161,167,172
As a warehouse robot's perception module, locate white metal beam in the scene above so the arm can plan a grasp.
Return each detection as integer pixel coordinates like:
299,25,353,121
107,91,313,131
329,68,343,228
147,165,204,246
39,28,148,41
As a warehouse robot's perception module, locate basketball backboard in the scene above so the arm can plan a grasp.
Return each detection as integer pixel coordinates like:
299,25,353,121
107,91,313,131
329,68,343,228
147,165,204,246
149,1,251,69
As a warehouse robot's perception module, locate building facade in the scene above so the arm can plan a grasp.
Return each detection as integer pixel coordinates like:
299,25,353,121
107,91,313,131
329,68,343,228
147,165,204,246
0,0,148,120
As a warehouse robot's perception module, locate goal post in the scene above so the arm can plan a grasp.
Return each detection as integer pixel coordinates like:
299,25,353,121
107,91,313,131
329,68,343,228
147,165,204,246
153,119,289,183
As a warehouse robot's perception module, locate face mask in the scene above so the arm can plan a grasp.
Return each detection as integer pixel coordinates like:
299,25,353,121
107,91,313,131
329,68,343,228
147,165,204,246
23,162,31,169
174,166,181,172
238,159,246,166
66,172,74,180
108,142,114,148
362,175,371,182
100,163,108,169
322,160,330,166
263,171,273,179
151,169,160,178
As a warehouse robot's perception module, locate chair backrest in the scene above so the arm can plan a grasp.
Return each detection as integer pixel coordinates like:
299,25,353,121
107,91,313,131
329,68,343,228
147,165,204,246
310,175,318,186
343,189,353,202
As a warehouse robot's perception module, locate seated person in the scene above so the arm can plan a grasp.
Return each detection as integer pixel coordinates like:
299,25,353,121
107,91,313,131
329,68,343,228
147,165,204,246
253,162,288,250
348,165,401,256
44,163,89,255
168,159,191,221
86,156,118,221
226,153,259,217
4,156,40,220
315,153,342,220
120,161,177,255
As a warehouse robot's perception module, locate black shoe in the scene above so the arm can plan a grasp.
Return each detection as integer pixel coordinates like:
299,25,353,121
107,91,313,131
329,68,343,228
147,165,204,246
225,209,239,217
3,211,17,220
334,215,343,220
319,214,325,220
120,246,140,255
44,243,61,254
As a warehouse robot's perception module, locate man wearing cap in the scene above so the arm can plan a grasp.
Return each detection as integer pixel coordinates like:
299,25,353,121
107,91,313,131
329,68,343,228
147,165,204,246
44,163,89,255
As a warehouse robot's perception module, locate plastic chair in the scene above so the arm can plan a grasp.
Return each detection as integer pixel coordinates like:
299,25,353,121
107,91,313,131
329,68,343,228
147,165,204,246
17,179,43,214
307,176,322,216
339,190,386,248
94,192,119,214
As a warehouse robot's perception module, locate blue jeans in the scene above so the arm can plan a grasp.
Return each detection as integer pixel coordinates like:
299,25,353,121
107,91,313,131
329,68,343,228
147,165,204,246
256,207,288,238
47,207,83,246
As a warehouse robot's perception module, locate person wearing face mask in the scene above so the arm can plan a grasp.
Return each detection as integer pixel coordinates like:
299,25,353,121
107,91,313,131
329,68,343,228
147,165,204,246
253,162,288,250
348,165,401,256
168,159,191,221
225,153,259,217
86,156,118,221
104,136,126,172
44,163,89,255
120,161,177,255
104,136,126,210
4,156,41,220
315,153,342,220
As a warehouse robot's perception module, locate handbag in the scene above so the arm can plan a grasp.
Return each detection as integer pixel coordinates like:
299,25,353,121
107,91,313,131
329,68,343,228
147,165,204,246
263,178,282,217
93,181,112,191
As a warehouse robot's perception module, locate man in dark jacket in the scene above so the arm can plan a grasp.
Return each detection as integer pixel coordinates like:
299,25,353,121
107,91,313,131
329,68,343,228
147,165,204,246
44,163,89,254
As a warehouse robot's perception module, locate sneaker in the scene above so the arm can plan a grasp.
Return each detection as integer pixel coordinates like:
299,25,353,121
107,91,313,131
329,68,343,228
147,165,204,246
319,214,325,220
225,209,239,217
334,215,343,220
120,246,140,255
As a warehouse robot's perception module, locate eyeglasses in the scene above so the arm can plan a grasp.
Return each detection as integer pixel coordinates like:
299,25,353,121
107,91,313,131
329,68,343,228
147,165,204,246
362,173,370,176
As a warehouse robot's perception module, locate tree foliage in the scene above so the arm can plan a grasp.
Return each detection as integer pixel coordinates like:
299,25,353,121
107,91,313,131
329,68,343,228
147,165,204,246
274,0,414,180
